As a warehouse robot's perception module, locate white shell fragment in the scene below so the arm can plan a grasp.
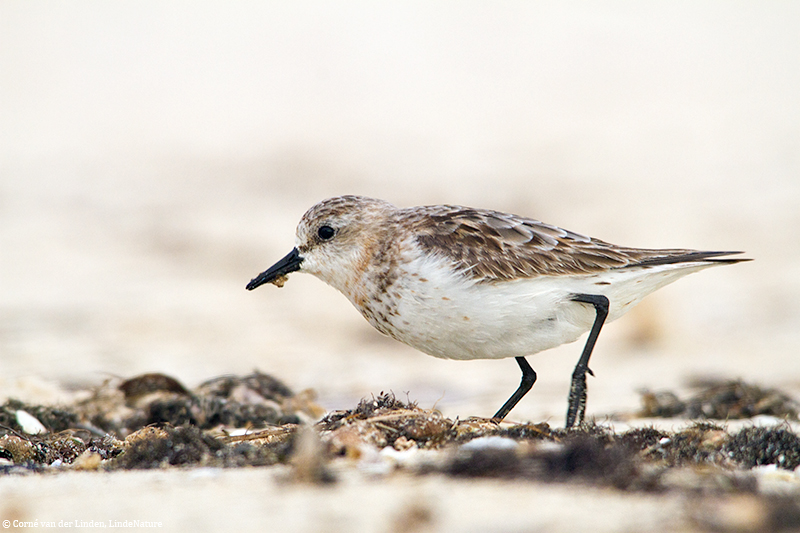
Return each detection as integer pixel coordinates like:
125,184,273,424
16,409,47,435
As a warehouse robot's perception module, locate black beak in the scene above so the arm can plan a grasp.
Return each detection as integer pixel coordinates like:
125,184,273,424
246,247,304,290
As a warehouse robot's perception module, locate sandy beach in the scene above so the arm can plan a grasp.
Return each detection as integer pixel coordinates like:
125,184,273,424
2,2,799,531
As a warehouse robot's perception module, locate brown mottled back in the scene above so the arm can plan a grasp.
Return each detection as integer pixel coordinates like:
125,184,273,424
398,205,739,281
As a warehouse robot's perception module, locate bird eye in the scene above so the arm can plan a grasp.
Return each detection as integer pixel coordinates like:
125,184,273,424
317,225,335,241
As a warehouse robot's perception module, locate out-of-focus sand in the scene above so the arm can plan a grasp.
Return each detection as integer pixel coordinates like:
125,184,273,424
1,3,799,531
1,468,691,532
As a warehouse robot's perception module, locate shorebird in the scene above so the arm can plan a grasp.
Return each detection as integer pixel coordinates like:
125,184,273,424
247,195,748,426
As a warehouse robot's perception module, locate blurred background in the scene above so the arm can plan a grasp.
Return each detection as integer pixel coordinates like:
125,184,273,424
1,2,798,423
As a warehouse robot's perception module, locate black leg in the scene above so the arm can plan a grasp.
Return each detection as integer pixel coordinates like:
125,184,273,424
565,294,610,428
492,356,537,421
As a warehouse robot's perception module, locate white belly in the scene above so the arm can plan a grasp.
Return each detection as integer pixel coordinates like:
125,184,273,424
355,252,714,361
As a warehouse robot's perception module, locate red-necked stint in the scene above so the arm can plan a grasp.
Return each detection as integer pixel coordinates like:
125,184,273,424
247,195,749,427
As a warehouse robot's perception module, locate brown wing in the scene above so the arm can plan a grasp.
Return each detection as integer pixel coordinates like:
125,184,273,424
402,205,743,282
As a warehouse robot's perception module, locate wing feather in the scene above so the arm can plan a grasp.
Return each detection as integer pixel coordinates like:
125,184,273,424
400,205,747,282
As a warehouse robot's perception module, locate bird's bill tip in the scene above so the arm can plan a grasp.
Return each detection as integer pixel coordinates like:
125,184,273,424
246,247,304,290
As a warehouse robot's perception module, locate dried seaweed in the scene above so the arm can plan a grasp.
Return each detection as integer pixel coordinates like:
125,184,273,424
1,373,800,501
640,379,799,420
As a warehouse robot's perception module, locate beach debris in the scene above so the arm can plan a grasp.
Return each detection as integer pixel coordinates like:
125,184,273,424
0,373,799,502
639,379,799,420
